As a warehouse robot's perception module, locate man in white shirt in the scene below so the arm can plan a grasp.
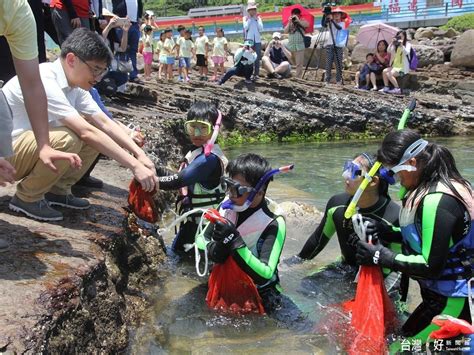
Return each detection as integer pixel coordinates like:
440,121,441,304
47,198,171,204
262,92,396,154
242,2,263,81
3,28,158,222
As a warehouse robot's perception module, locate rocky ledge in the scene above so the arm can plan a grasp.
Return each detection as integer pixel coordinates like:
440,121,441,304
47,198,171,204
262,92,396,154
0,160,166,353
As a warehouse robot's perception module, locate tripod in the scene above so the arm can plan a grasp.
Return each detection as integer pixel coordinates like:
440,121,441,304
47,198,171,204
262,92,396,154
302,18,344,85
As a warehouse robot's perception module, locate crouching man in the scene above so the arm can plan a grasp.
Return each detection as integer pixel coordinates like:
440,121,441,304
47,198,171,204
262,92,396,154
3,28,158,221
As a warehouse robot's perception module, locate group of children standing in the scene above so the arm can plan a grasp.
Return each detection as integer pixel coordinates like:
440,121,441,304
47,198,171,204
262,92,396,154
142,25,230,83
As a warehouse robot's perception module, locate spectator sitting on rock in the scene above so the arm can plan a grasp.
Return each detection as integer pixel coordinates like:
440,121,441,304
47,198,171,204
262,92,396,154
354,53,379,90
218,39,257,85
369,39,390,91
262,32,292,79
2,28,158,222
97,10,131,94
380,30,412,95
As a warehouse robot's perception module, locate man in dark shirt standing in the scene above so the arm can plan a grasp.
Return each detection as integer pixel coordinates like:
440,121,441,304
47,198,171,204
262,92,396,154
262,32,292,79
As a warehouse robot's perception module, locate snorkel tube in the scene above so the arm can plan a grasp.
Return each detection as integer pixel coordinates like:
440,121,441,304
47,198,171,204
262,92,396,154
344,99,417,219
222,164,295,212
204,110,223,156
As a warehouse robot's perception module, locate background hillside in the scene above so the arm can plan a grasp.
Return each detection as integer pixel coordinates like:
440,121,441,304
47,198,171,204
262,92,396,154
143,0,372,17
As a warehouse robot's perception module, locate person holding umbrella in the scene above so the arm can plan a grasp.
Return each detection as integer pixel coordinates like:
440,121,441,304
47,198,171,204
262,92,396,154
243,2,263,81
322,6,351,85
283,8,308,79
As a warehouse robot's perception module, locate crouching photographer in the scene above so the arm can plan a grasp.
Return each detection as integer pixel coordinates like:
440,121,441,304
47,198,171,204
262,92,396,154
322,6,351,85
218,39,257,85
284,8,308,78
262,32,292,79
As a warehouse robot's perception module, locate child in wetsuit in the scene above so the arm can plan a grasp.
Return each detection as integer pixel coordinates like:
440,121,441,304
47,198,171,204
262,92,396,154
201,153,288,313
155,101,227,253
289,153,402,301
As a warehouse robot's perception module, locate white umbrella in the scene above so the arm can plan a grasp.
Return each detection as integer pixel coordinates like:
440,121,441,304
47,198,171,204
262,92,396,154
356,22,400,49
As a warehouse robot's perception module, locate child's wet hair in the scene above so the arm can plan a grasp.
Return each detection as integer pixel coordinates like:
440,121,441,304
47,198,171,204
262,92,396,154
226,153,272,190
187,101,219,126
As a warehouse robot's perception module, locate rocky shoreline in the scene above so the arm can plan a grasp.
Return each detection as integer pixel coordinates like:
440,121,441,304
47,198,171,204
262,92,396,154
1,25,473,352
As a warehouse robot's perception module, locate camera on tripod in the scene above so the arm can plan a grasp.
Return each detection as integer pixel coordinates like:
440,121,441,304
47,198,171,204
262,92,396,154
322,1,338,15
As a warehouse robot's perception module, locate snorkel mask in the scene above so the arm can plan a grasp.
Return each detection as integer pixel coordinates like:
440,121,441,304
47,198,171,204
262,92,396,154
343,153,397,185
221,164,295,212
387,138,428,175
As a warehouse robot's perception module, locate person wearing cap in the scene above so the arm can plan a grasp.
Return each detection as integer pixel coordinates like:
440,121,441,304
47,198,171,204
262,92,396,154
262,32,292,79
321,6,351,85
355,129,474,351
243,2,263,81
218,39,257,85
283,7,308,79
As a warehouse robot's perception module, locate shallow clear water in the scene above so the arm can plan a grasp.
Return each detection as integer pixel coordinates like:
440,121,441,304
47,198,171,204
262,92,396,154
130,137,474,354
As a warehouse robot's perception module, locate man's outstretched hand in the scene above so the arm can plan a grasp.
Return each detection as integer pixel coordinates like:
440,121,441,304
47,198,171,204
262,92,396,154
38,145,82,173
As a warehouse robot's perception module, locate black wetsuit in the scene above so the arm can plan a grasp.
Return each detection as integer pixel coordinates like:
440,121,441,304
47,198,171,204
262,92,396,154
299,192,401,265
156,148,223,252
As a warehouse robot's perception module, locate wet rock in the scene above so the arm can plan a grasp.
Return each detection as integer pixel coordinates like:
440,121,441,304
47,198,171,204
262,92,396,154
451,30,474,68
412,45,444,67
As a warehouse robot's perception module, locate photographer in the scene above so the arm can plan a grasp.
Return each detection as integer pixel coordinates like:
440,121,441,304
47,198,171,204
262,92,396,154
379,30,412,95
96,10,131,94
322,6,350,85
262,32,292,79
218,40,257,85
283,8,308,78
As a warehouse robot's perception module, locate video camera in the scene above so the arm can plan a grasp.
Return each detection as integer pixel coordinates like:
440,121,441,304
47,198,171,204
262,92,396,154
322,1,338,15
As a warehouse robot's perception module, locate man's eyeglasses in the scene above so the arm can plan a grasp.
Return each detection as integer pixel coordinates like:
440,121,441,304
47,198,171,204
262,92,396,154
76,54,109,79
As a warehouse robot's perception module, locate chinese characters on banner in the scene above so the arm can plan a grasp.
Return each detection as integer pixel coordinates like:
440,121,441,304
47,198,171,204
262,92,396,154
389,0,401,13
452,0,463,8
409,0,417,12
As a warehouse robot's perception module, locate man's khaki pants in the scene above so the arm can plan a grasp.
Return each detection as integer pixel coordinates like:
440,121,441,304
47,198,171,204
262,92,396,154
7,127,98,202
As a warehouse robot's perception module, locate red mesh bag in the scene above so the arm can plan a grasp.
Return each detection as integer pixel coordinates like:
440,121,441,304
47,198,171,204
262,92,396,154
127,179,158,223
430,315,474,339
341,265,398,354
206,256,265,315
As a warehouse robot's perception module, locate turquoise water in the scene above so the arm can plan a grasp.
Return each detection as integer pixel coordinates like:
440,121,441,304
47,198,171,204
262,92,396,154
224,137,474,209
130,137,474,353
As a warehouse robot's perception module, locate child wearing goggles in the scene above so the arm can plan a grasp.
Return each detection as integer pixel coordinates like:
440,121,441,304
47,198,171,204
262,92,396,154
155,101,228,254
200,153,295,316
357,129,474,351
286,153,402,303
